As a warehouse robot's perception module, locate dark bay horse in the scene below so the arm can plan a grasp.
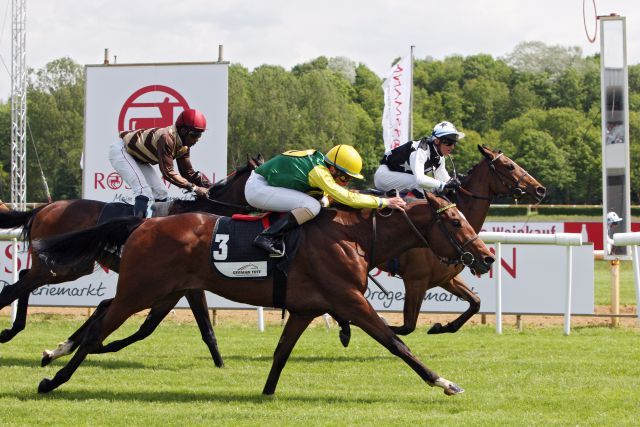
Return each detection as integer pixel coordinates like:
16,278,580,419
0,155,263,361
33,193,495,395
379,145,546,336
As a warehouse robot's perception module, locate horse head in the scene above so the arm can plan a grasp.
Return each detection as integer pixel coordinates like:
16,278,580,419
468,145,546,203
411,193,495,275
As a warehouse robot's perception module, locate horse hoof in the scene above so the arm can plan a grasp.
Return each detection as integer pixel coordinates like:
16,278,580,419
339,331,351,348
0,329,13,343
41,351,53,367
427,323,444,334
38,378,56,394
444,383,464,396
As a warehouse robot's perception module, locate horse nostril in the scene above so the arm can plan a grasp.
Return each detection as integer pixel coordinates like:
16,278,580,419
537,186,546,196
485,256,495,266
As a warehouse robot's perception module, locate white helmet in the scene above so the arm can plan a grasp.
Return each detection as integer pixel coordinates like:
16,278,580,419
607,211,623,225
432,121,465,141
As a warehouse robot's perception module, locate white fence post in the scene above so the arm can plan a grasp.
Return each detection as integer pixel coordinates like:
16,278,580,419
613,232,640,326
479,232,582,335
495,242,502,334
564,246,573,335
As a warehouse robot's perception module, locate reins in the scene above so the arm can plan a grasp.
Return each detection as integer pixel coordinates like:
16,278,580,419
366,199,481,295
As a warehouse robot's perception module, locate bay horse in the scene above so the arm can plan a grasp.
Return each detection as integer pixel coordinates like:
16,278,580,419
379,145,546,336
33,193,495,395
0,155,263,365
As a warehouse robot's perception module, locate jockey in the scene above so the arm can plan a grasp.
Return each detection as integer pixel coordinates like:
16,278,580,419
606,211,623,255
374,121,465,196
245,145,406,257
108,108,212,218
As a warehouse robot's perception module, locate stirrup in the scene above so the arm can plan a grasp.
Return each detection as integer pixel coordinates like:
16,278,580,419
254,235,286,258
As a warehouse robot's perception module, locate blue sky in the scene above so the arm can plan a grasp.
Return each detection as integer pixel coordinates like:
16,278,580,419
0,0,637,100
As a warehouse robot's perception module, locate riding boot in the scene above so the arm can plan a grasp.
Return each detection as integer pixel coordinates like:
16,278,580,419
133,195,150,218
253,212,300,257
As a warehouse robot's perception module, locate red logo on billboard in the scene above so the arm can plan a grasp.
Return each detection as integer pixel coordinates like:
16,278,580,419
118,85,190,132
107,172,123,190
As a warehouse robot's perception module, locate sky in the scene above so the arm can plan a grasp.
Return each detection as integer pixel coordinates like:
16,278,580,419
0,0,637,100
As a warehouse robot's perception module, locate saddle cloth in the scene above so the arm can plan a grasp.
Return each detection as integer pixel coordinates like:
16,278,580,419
209,213,301,309
210,213,300,280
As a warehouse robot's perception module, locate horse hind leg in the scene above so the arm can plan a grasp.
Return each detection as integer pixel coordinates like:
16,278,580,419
185,289,224,367
38,299,136,393
41,298,113,366
428,278,480,335
95,295,181,355
262,313,314,395
338,295,463,396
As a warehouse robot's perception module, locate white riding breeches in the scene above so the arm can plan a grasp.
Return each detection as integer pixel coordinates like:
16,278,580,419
244,171,321,217
108,139,169,201
374,164,425,195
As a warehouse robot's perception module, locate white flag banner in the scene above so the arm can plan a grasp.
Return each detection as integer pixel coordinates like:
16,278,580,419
381,55,412,152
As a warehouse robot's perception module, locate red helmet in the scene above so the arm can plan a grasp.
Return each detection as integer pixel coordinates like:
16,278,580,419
175,109,207,131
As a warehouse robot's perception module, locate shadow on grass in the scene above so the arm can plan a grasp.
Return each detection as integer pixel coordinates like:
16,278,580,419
0,356,146,370
3,387,454,405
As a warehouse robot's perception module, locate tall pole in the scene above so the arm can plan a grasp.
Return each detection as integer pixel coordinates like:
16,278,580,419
409,45,414,141
11,0,27,211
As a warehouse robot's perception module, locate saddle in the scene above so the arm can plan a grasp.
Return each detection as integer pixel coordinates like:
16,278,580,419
96,201,173,224
209,213,301,309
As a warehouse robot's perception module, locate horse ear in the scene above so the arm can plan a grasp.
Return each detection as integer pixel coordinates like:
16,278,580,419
478,144,492,160
256,153,265,165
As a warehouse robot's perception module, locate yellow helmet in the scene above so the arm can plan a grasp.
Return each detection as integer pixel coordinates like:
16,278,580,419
324,145,364,179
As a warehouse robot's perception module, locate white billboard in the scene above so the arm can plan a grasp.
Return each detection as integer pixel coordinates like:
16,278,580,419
83,62,228,202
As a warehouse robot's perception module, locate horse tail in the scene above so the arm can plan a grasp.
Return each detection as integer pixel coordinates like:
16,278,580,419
0,205,45,242
32,217,144,268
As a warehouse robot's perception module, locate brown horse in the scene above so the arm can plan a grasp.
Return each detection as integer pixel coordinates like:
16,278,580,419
0,155,263,364
380,145,546,336
33,193,495,395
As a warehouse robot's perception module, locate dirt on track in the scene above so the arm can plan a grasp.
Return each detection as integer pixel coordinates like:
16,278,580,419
1,305,637,329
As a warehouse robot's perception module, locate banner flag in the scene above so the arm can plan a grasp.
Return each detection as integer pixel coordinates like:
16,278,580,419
381,54,412,152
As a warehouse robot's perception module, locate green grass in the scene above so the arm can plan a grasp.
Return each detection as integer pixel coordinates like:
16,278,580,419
594,259,638,305
0,317,638,426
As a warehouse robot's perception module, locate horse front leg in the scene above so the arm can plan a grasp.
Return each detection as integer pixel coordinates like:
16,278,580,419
428,276,480,334
262,313,314,395
339,295,463,396
0,294,29,343
389,278,428,336
185,289,224,367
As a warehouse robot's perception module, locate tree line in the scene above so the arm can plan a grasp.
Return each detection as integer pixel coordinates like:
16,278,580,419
1,41,639,204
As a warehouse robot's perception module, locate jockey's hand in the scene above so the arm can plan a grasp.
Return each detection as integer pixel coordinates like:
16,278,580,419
194,186,209,198
443,177,461,191
386,196,406,210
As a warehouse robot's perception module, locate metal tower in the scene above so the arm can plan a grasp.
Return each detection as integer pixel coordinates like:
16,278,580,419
10,0,27,210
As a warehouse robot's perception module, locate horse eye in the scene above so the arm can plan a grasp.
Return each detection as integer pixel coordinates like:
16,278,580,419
452,219,461,228
507,163,515,170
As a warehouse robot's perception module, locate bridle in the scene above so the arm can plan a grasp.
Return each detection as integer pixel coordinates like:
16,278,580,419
368,199,479,274
452,153,531,202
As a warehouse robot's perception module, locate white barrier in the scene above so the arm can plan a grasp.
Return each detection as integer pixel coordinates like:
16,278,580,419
0,229,23,323
479,232,582,335
612,232,640,325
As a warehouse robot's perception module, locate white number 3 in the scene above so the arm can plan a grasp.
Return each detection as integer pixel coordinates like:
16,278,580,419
213,234,229,260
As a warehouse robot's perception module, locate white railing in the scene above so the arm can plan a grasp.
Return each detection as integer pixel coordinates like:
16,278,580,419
479,232,583,335
612,232,640,326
